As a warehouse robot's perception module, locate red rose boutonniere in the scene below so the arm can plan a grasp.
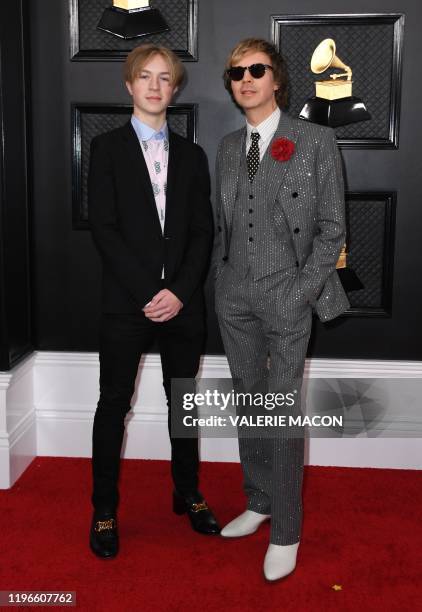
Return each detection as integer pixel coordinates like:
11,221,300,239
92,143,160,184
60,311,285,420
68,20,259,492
271,137,295,162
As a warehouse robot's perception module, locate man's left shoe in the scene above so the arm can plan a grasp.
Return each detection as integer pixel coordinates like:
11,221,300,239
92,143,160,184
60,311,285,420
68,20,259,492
263,542,299,581
221,510,270,537
173,490,221,535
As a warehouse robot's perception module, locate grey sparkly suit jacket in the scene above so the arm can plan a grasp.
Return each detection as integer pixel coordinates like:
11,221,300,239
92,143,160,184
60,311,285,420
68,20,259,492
213,113,350,322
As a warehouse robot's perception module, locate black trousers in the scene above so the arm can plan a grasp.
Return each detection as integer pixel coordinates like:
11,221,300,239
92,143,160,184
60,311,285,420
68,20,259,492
91,309,205,512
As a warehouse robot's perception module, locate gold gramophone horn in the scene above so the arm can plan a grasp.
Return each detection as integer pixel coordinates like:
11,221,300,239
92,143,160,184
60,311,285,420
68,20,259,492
311,38,352,81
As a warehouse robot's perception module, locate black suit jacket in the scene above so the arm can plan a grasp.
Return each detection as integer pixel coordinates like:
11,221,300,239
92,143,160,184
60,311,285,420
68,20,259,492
88,121,213,313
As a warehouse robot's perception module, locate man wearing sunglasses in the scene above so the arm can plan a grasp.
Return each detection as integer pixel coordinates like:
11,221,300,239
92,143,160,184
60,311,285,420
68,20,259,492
214,38,349,581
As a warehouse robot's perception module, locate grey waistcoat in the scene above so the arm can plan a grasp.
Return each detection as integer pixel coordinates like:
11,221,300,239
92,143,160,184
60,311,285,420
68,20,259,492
228,148,297,280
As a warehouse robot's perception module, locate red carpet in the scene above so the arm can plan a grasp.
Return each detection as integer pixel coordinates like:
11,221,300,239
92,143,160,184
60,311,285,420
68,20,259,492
0,458,420,611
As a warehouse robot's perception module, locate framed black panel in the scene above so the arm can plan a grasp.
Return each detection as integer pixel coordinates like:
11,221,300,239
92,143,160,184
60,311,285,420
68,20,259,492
70,0,198,61
0,0,33,370
343,192,396,317
71,103,197,229
271,14,404,149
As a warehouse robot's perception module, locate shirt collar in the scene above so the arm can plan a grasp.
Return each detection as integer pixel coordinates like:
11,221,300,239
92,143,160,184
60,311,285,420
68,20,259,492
131,115,169,142
246,106,281,143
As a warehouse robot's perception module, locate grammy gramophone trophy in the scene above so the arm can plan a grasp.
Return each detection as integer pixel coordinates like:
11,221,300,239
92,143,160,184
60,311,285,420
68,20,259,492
335,244,364,293
300,38,371,127
97,0,169,39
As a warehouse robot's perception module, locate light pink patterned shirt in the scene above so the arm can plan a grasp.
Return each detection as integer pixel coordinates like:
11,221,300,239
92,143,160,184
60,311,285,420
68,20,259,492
131,115,169,277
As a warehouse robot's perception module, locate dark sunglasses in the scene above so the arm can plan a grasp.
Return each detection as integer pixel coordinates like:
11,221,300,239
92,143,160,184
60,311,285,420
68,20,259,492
226,63,273,81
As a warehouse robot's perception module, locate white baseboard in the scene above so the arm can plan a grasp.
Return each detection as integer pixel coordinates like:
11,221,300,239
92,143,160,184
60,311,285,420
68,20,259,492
0,356,37,488
1,352,421,488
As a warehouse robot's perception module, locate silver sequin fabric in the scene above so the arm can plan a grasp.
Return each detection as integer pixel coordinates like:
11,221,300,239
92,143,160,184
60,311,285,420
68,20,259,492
214,113,349,545
213,113,350,322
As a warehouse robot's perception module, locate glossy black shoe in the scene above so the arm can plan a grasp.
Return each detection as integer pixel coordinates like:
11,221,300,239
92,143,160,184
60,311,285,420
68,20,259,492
173,490,221,535
89,512,119,558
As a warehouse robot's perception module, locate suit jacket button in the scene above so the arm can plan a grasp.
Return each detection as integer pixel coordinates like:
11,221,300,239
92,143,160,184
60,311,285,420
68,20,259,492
217,225,222,232
295,261,299,267
249,194,254,200
292,192,298,198
294,227,300,234
222,256,228,262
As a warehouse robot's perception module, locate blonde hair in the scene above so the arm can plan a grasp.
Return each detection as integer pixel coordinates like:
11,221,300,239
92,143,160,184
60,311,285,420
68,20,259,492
224,38,288,108
124,43,184,87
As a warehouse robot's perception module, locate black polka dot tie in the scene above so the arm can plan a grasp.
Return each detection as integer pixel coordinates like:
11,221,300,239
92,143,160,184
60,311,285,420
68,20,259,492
247,132,260,183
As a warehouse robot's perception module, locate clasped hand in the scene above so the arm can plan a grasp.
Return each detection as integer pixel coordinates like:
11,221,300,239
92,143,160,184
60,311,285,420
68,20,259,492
143,289,183,322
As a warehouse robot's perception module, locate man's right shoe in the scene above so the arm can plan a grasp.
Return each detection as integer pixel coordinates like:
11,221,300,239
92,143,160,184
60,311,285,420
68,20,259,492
89,512,119,558
221,510,270,537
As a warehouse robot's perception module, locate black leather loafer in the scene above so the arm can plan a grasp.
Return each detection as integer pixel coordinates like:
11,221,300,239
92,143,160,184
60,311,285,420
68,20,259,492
173,490,221,535
89,512,119,558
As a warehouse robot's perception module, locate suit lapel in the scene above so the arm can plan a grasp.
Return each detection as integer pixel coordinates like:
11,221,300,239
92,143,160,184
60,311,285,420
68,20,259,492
263,113,300,206
163,129,182,236
121,121,163,235
221,128,245,225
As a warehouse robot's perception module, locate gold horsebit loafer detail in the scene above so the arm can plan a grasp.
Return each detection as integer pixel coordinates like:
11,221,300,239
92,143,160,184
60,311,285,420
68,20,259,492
94,518,116,532
190,501,209,513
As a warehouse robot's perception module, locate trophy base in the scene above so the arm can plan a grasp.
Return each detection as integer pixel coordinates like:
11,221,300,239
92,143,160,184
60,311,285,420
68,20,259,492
97,7,169,39
299,96,371,128
337,267,364,293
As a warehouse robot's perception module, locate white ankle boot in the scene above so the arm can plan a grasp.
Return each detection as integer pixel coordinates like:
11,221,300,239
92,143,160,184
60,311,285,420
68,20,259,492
221,510,270,537
263,542,299,581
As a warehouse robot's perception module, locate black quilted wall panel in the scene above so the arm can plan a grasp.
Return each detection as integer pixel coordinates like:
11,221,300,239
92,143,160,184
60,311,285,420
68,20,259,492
27,0,422,359
70,0,198,60
272,14,404,148
345,193,395,315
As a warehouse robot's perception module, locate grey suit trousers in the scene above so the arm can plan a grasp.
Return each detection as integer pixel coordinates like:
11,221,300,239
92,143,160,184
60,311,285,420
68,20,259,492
215,263,312,545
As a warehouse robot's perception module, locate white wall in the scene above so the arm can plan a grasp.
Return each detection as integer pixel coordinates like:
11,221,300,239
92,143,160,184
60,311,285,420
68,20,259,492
1,352,421,488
